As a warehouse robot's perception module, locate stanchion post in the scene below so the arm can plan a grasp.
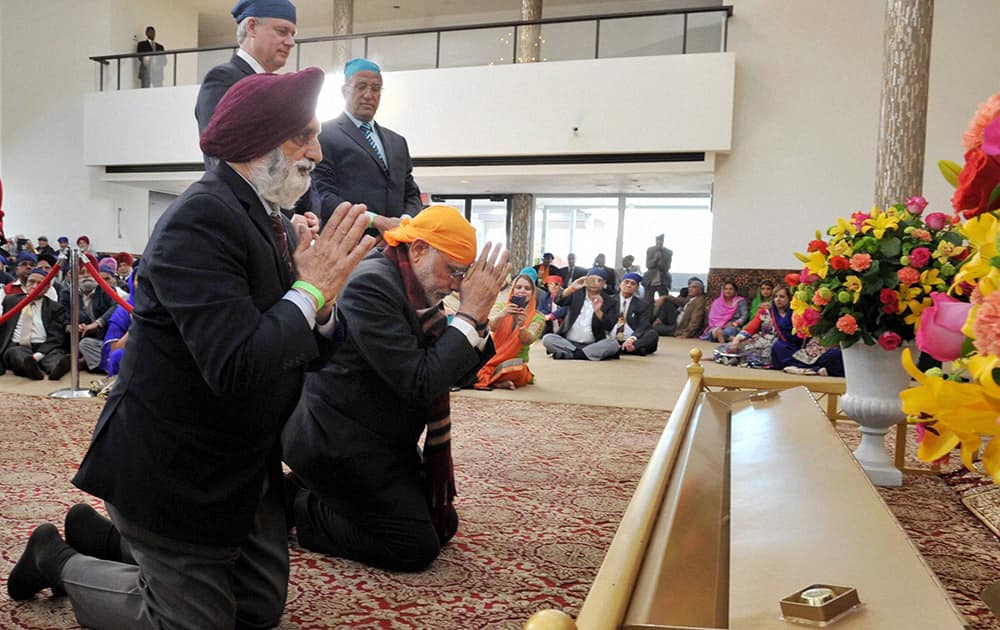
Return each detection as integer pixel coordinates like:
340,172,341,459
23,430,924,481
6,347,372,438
50,248,94,399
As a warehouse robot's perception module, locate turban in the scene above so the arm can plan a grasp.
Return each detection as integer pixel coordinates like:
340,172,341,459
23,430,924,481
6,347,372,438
518,267,538,284
587,267,607,280
200,67,324,163
28,267,47,278
16,252,37,265
232,0,296,23
38,253,56,266
58,236,69,244
623,272,642,284
99,257,118,275
547,275,563,286
344,58,381,80
76,235,90,245
37,235,48,242
115,251,135,266
383,205,477,265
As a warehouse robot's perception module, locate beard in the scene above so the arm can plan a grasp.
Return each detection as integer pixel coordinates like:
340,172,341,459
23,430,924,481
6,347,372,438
248,148,314,209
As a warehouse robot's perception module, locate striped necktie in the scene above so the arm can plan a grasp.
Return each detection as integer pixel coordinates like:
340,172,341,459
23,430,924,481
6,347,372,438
268,212,295,283
359,121,388,170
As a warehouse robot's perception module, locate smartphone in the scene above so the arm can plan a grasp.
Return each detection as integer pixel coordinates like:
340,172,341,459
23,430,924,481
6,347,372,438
510,295,528,308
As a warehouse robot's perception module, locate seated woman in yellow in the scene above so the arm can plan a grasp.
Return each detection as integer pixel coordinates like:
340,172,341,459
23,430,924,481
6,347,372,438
474,271,546,390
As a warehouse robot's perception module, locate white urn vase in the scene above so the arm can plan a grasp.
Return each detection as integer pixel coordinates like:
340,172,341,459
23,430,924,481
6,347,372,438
838,342,909,487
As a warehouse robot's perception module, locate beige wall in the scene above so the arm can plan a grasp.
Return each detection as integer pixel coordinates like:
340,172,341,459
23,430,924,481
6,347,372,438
712,0,1000,270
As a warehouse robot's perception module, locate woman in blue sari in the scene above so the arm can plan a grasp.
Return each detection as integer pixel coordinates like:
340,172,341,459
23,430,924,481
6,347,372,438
99,269,136,376
725,286,844,376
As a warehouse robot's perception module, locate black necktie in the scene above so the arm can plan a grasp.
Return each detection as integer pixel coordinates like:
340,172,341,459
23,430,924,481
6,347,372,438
268,213,294,282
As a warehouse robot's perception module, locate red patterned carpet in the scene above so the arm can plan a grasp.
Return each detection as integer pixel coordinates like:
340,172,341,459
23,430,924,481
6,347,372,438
3,395,1000,628
0,395,666,629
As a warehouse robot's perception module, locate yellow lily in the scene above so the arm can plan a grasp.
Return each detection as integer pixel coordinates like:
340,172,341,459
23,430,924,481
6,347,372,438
827,217,858,240
862,207,900,240
901,349,1000,479
903,297,932,327
793,250,829,280
843,275,862,302
918,268,946,294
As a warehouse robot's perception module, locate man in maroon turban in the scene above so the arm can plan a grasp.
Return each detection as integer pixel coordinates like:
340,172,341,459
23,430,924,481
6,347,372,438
8,67,376,629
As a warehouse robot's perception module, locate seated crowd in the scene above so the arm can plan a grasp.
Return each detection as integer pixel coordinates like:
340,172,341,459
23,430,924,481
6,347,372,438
0,233,137,381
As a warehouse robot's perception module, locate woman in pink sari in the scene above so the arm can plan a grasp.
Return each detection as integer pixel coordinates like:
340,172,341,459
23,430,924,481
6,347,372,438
700,279,749,342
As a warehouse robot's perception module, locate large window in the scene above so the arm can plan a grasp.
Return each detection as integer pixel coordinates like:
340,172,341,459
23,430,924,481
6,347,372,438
533,195,711,290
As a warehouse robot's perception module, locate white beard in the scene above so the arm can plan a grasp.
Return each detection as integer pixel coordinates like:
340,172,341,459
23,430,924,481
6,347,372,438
248,148,314,210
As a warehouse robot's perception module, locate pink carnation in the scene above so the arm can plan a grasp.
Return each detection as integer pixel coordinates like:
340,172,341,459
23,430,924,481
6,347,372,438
973,291,1000,357
813,292,831,307
908,247,931,269
801,308,821,327
985,117,1000,156
963,92,1000,152
906,196,928,215
924,212,949,231
878,331,903,350
836,314,859,335
897,267,920,285
849,253,872,272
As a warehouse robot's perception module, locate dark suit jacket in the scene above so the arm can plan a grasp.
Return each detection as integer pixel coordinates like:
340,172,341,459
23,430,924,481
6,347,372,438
136,40,165,79
194,54,254,136
59,286,115,339
607,294,653,338
0,295,67,357
553,289,616,341
283,250,493,521
560,265,586,284
73,162,331,546
314,113,422,224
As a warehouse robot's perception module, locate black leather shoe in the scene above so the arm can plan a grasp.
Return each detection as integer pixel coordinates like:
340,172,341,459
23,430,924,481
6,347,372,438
22,356,45,380
48,355,72,381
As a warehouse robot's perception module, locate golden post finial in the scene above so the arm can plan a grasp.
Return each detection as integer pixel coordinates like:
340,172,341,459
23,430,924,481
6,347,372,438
523,609,578,630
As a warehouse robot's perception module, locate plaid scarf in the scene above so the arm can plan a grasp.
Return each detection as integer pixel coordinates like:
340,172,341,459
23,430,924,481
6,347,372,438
383,245,456,538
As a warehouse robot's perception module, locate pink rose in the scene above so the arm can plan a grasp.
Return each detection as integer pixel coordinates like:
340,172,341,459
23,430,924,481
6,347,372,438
916,292,971,361
906,196,928,215
924,212,949,231
984,116,1000,156
908,247,931,269
877,331,903,350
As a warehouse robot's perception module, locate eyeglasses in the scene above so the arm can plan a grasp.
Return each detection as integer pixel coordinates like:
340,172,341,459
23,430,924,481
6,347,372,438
448,267,467,281
348,82,383,94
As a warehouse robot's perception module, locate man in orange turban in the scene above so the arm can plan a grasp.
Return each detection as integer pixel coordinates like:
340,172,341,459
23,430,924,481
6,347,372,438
283,205,510,571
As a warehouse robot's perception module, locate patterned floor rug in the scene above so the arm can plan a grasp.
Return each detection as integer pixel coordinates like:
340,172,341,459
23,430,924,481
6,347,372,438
0,395,666,629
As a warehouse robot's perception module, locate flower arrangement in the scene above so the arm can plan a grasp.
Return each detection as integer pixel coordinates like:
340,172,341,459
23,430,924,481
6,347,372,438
901,92,1000,480
787,201,965,349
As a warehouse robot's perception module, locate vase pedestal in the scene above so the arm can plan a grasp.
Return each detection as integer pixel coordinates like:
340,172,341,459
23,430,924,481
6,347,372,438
840,343,909,487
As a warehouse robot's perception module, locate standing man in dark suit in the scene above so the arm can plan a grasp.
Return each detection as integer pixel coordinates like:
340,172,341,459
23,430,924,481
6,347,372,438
313,58,423,234
136,26,165,88
195,0,298,155
560,252,586,285
8,68,375,630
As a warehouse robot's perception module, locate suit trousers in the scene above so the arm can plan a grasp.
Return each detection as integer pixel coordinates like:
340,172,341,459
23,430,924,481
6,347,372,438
62,478,288,630
2,345,66,375
291,485,457,573
541,333,620,361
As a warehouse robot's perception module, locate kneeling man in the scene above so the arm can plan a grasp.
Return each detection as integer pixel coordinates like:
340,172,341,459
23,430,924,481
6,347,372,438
283,205,509,571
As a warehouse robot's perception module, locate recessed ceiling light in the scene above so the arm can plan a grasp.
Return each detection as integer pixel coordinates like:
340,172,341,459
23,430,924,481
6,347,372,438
459,179,470,184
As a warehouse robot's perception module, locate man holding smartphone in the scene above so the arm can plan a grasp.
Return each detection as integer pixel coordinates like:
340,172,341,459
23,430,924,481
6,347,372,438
541,267,619,360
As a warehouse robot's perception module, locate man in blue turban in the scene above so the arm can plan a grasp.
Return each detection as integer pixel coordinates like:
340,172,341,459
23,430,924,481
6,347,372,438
195,0,299,158
312,57,424,235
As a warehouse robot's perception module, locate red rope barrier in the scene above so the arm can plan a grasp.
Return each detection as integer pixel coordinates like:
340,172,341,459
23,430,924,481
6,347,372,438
0,262,63,326
81,258,133,313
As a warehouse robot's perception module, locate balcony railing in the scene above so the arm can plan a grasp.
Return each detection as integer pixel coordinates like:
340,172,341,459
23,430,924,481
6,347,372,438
90,6,733,92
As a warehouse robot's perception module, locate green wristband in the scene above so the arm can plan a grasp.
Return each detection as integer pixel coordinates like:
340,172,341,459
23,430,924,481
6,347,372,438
292,280,325,311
